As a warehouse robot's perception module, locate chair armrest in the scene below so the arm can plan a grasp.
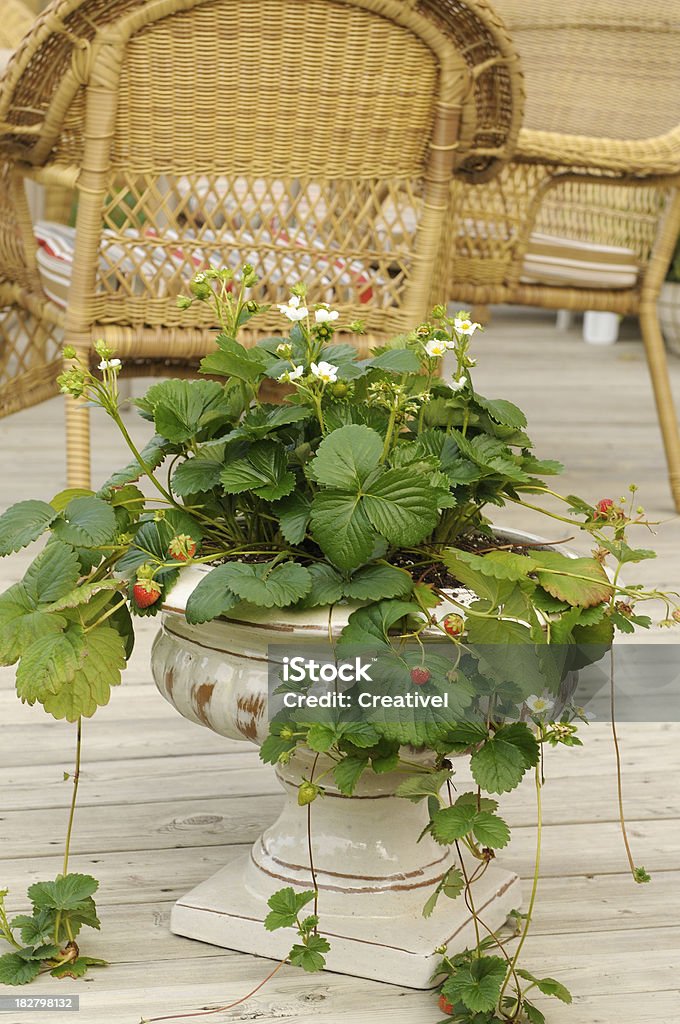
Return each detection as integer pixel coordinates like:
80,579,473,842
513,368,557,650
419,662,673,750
516,126,680,179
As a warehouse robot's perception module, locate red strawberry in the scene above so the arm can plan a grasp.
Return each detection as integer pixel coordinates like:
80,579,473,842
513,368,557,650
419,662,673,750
443,613,465,638
438,993,454,1016
410,666,431,686
594,498,614,519
168,533,197,561
133,578,162,608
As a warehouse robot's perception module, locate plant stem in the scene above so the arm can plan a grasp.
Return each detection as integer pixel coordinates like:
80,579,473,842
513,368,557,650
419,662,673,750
308,753,321,919
55,718,82,945
500,749,543,1005
609,645,638,878
63,718,82,877
112,413,174,504
142,957,287,1023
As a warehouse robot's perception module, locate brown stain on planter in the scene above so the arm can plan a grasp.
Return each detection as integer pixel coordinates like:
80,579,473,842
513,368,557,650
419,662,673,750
192,682,215,726
236,692,266,741
164,666,175,699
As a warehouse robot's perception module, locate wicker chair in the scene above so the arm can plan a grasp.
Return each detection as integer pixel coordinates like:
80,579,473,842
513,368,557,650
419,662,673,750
0,0,523,488
0,2,34,50
444,0,680,511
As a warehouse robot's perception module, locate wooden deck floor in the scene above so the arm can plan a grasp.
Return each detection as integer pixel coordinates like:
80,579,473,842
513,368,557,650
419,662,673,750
1,309,679,1023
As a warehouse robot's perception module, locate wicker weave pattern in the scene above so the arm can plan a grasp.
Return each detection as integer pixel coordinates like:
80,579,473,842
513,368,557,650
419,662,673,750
447,0,680,511
0,1,34,50
0,0,523,486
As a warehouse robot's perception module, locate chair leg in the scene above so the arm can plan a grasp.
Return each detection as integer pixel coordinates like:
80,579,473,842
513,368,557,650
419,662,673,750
639,301,680,512
65,393,91,489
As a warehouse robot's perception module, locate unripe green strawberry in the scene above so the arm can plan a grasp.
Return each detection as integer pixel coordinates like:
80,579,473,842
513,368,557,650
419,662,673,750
298,781,320,806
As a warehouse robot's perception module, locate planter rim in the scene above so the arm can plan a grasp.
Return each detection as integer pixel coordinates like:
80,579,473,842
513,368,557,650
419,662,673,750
161,526,570,635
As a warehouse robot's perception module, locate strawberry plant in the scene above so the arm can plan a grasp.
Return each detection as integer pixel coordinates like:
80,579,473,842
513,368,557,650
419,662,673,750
0,264,677,1021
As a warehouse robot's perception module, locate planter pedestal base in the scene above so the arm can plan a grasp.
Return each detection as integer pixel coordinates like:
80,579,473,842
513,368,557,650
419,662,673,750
169,752,521,989
172,850,520,989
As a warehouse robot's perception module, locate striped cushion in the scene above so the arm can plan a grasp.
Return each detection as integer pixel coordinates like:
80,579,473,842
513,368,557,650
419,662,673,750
520,232,639,289
34,221,378,309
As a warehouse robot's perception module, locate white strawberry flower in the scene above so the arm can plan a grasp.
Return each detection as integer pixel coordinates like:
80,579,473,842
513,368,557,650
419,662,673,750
525,694,554,716
310,360,339,383
450,375,468,392
278,364,305,383
425,339,448,358
454,316,481,336
278,295,308,321
98,358,122,370
315,306,340,324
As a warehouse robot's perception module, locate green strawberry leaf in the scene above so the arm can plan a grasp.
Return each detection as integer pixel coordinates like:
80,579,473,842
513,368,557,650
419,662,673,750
16,623,86,704
310,490,377,571
0,952,42,985
52,496,117,548
363,469,439,546
259,732,296,765
219,441,295,501
0,500,59,555
28,874,98,911
531,551,612,608
289,934,330,972
422,866,465,918
474,395,527,429
516,969,572,1004
470,811,511,849
297,563,345,608
10,911,55,947
41,625,126,721
263,888,316,931
430,803,478,843
396,770,451,804
218,560,312,608
344,564,413,601
200,336,267,382
24,542,80,604
523,1000,547,1024
0,583,65,666
230,404,312,440
309,424,382,488
470,734,528,794
42,579,122,614
442,955,507,1013
50,957,91,979
139,379,230,442
305,724,338,753
184,567,241,625
275,492,311,545
333,755,368,795
171,455,224,496
360,348,421,373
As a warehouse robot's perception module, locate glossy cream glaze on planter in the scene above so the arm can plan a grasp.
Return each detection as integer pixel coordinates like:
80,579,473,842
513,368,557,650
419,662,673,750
150,530,557,986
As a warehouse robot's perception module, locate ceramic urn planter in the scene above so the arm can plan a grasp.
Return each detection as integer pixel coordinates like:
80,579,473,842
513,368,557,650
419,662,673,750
148,533,558,989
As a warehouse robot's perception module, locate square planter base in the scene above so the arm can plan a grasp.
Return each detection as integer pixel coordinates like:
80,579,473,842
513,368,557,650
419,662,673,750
171,847,521,989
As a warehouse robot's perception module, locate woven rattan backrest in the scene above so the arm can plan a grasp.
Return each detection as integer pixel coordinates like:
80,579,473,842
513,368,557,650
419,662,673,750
493,0,680,141
0,0,522,342
0,1,34,50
